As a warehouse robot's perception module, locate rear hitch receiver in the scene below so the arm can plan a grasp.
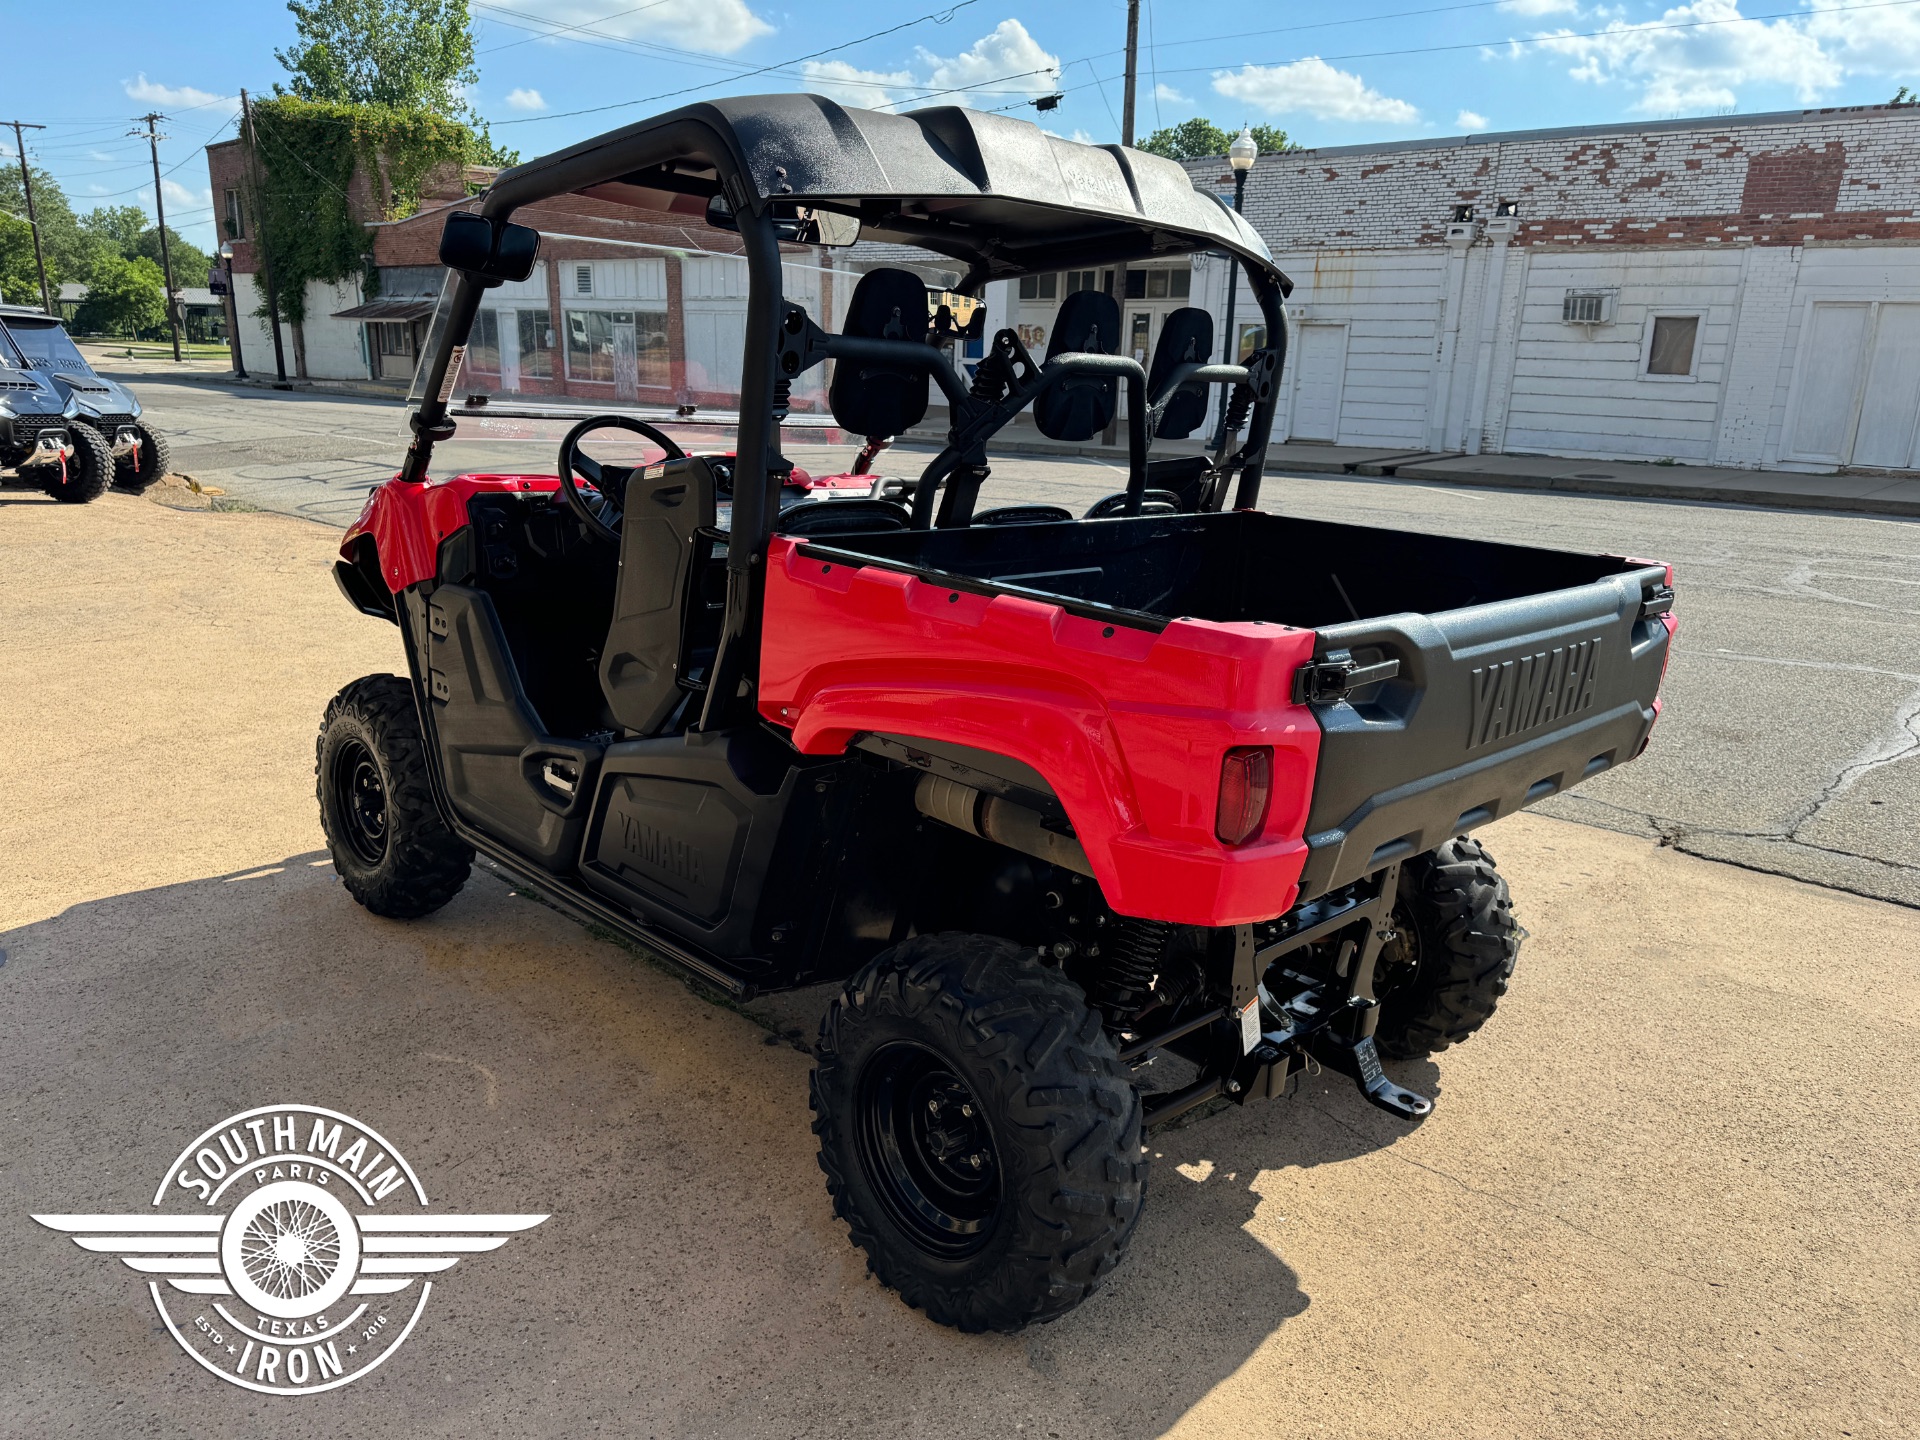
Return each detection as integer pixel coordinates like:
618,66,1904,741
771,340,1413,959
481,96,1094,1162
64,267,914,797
1306,1031,1433,1121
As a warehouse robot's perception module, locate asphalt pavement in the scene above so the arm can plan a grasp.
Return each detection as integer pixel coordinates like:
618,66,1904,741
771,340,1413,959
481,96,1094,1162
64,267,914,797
2,491,1915,1438
118,357,1920,909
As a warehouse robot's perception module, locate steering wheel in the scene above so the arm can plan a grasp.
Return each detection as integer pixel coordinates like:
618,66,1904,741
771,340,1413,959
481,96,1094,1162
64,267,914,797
556,415,686,543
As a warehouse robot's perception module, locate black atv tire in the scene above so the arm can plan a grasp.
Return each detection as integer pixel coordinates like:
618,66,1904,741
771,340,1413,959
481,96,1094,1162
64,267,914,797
112,424,170,491
812,933,1146,1333
42,422,113,504
316,674,472,919
1374,837,1521,1059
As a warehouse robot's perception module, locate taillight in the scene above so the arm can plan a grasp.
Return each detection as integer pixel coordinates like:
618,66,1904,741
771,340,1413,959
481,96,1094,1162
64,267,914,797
1216,746,1272,846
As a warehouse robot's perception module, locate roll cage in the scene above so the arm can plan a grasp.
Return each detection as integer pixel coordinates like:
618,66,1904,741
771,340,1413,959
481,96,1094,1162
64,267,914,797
399,95,1292,736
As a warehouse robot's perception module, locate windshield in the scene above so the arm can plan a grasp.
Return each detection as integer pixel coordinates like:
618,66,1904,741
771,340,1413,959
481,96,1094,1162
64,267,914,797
4,320,89,372
417,186,963,495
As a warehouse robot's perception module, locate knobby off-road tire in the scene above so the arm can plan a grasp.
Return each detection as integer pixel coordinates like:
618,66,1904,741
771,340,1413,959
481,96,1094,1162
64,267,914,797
42,422,113,504
1375,837,1522,1059
812,933,1147,1333
316,674,472,919
112,423,170,491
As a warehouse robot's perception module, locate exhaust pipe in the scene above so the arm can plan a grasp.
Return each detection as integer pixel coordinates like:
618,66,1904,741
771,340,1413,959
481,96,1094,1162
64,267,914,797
914,772,1092,877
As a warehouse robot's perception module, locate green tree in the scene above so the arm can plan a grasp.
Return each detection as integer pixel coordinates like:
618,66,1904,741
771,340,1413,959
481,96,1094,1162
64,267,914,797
276,0,481,115
1138,118,1293,161
74,253,166,338
0,162,101,286
1897,86,1915,104
0,212,48,308
78,204,151,253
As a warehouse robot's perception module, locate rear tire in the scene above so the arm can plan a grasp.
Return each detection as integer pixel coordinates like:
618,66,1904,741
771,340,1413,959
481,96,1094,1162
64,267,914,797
317,674,472,918
112,424,170,491
1374,837,1521,1059
42,423,113,504
812,933,1146,1332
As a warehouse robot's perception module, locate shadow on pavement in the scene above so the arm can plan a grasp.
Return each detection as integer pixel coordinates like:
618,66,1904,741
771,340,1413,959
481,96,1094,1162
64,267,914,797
0,853,1423,1439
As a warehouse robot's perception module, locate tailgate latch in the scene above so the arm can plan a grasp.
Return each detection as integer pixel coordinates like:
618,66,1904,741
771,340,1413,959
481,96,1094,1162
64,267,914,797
1293,650,1401,705
1639,583,1675,619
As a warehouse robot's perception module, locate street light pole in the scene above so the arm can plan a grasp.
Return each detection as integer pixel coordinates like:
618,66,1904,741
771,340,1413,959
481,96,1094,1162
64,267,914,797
133,112,183,362
218,242,246,379
1212,125,1259,456
6,120,53,315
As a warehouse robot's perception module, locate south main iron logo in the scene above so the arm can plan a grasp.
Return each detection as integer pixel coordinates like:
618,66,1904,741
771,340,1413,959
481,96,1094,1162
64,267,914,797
33,1104,546,1395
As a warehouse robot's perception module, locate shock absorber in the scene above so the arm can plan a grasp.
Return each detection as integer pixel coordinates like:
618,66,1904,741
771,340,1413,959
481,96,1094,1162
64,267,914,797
1083,918,1176,1023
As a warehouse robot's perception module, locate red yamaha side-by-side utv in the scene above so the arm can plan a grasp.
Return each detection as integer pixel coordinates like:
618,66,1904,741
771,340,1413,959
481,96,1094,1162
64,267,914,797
317,97,1675,1332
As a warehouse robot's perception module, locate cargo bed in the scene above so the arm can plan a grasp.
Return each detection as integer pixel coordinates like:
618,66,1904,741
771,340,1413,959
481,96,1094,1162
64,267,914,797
784,509,1675,904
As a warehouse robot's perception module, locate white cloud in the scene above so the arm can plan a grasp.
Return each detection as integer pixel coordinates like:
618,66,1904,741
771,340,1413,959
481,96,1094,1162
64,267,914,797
532,0,771,57
1212,57,1419,124
1071,128,1096,144
1521,0,1840,113
162,179,210,211
914,19,1061,105
799,59,916,108
1154,82,1190,105
123,74,238,116
800,20,1060,112
1456,109,1491,130
1498,0,1579,13
504,87,547,111
1803,0,1920,78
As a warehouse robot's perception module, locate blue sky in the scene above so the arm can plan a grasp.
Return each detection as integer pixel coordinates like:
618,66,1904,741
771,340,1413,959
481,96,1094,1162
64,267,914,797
5,0,1918,254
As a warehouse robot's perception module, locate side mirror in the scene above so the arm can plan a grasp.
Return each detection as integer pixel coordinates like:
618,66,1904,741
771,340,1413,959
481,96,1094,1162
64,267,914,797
706,195,861,247
439,211,541,286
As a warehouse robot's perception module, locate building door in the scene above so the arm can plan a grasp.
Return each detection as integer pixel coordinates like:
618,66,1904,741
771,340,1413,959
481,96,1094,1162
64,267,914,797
1852,303,1920,468
499,310,521,391
1290,323,1348,442
612,316,638,402
1785,303,1872,464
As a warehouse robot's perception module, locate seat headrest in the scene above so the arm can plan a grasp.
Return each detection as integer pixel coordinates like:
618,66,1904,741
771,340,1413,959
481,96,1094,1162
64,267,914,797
828,268,931,439
1035,290,1120,442
1147,307,1214,440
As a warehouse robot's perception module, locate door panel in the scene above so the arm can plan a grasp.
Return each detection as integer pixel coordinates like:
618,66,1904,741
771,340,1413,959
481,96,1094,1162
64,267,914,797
1854,303,1920,468
1785,303,1870,463
1291,324,1348,442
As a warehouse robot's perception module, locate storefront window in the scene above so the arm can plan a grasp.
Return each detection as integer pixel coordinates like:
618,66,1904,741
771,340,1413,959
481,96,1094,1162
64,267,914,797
565,308,671,387
469,310,501,373
517,309,553,379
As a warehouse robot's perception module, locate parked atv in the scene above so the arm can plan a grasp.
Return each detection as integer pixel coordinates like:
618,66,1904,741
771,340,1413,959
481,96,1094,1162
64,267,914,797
0,317,112,502
0,305,169,490
315,97,1676,1333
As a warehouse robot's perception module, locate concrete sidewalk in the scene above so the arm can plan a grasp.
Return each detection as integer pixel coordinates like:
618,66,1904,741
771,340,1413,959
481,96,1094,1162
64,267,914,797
1259,442,1920,518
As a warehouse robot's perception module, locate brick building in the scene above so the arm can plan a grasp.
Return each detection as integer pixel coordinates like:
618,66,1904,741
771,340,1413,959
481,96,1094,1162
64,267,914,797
1151,102,1920,473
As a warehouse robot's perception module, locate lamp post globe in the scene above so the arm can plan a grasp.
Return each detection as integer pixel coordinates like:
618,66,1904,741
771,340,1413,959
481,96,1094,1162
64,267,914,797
1229,125,1258,173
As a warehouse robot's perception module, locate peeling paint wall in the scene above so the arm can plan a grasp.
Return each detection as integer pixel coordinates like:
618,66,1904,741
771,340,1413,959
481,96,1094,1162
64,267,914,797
1186,105,1920,470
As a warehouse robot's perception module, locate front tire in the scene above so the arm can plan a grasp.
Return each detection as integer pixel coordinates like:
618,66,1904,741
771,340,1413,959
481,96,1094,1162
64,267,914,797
317,675,472,918
42,423,113,503
112,423,170,491
812,934,1146,1333
1374,837,1522,1059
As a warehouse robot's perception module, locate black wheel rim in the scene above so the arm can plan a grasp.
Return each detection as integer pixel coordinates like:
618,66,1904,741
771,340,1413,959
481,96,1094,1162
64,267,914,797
854,1042,1002,1259
1376,904,1426,998
332,738,390,867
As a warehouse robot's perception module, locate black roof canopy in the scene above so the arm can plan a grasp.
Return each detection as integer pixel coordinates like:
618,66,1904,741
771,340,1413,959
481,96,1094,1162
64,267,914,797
484,94,1284,286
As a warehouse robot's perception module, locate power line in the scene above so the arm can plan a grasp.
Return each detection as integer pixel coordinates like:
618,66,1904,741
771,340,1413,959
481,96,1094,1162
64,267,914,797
490,0,983,124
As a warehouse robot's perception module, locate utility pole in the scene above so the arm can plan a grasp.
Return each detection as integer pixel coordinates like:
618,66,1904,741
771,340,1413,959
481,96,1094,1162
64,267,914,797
239,89,289,385
6,121,53,315
132,113,183,361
